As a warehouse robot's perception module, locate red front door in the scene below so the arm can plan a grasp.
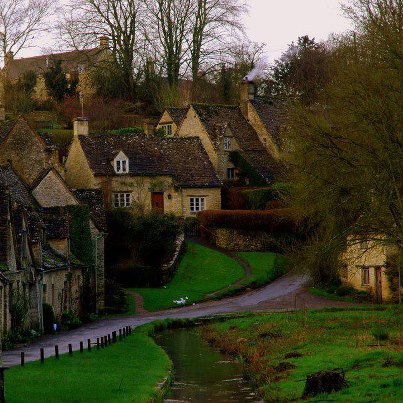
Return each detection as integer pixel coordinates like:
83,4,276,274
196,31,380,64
151,192,164,212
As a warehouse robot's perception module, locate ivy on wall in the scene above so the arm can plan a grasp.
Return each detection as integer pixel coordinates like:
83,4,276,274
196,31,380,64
65,205,94,267
229,151,267,186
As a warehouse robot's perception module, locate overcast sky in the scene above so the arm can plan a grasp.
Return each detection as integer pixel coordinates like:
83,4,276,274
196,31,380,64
244,0,353,61
20,0,353,63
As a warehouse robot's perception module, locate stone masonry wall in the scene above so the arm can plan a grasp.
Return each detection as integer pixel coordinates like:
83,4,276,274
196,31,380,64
214,227,268,251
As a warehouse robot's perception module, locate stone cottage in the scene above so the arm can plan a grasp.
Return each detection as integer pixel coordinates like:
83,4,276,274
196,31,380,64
156,107,188,137
342,235,398,303
175,103,282,183
65,118,222,216
0,36,110,103
0,180,42,334
0,164,86,332
0,113,106,314
157,80,283,184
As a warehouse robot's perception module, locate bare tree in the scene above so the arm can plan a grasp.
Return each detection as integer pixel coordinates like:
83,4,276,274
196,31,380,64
190,0,247,83
59,0,145,99
0,0,53,64
146,0,193,87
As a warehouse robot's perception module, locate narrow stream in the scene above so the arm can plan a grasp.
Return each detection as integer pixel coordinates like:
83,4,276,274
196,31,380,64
154,328,259,402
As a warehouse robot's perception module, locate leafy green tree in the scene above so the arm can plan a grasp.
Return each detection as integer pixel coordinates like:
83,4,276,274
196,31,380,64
264,36,331,105
285,0,402,289
44,60,77,101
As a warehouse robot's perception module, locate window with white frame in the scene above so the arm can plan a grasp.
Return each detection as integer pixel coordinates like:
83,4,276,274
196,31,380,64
227,167,236,179
114,151,129,174
361,267,370,286
223,136,232,151
113,192,132,208
190,196,205,212
161,124,173,137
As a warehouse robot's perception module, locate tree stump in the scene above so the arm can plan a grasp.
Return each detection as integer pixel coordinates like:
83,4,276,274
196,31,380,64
302,369,347,398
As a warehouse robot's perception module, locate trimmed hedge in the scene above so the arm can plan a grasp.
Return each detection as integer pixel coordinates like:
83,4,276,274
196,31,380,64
198,209,297,232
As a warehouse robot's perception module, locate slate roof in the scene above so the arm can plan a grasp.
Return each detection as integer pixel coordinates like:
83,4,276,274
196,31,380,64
250,97,284,147
73,189,107,231
0,120,16,144
192,104,281,182
4,48,104,80
0,164,32,206
79,135,222,188
166,107,188,125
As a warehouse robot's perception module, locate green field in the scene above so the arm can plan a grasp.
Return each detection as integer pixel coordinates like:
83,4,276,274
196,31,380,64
132,241,245,311
236,251,287,287
6,330,171,403
200,307,403,402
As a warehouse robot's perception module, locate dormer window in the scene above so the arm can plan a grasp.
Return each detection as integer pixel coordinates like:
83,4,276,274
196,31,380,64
161,124,173,137
223,136,232,151
114,151,129,174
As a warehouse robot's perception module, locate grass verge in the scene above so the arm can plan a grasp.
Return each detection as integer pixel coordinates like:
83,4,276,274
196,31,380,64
132,241,245,311
6,326,171,403
199,307,403,402
237,251,287,287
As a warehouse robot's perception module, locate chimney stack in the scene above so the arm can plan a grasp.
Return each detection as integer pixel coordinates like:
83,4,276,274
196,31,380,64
73,117,89,137
99,36,110,50
143,120,155,137
240,79,255,103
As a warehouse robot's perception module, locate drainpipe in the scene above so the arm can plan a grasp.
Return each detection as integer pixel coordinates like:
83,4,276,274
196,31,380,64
39,271,44,334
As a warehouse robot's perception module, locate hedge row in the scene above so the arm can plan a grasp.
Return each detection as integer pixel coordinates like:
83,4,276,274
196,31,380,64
198,209,297,232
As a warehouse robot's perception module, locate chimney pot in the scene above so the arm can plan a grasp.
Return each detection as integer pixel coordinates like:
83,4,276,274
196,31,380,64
74,117,89,137
99,36,109,49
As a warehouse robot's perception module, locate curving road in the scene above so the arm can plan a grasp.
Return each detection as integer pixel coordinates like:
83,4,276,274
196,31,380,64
2,273,352,367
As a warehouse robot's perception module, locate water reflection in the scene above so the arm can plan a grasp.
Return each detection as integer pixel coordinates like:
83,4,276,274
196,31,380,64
154,329,259,402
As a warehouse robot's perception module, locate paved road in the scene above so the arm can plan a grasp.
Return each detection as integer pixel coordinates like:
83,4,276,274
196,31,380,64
2,273,351,367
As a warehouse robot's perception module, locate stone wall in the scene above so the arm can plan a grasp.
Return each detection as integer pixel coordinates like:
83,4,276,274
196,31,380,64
214,227,268,251
65,136,98,189
177,106,219,169
42,267,83,319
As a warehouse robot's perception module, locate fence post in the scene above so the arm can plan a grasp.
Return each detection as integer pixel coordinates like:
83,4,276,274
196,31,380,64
97,338,100,350
107,334,111,345
40,348,45,363
55,345,59,359
68,344,73,355
87,339,91,351
101,337,104,348
80,341,83,353
20,352,25,366
112,331,117,343
119,329,122,340
0,367,9,403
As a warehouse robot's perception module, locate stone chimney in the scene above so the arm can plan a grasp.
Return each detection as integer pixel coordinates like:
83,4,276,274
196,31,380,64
99,36,110,50
73,117,89,137
143,120,155,137
0,107,5,121
240,79,255,118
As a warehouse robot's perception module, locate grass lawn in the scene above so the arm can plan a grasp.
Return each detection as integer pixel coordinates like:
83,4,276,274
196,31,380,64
6,328,171,403
200,307,403,402
132,241,245,311
236,252,287,287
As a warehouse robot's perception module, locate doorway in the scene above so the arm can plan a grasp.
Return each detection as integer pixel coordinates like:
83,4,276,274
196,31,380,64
151,192,164,212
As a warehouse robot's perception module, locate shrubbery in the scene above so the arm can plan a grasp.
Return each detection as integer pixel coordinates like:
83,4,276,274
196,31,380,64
106,210,181,286
198,209,296,232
